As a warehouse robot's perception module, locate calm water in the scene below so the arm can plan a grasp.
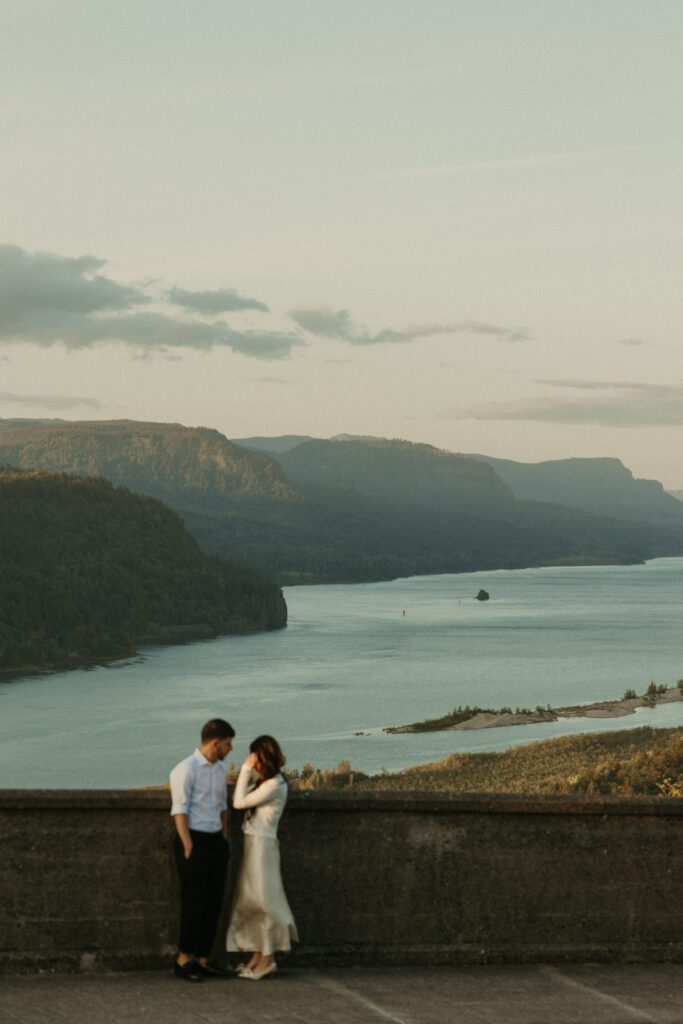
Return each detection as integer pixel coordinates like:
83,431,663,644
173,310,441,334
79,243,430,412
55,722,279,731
1,558,683,788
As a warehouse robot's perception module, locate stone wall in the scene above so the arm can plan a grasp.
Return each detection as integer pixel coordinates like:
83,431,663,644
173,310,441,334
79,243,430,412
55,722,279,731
1,789,682,972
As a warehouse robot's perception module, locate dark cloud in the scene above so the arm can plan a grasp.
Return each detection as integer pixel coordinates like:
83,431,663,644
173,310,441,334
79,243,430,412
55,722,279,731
0,244,147,327
619,337,646,347
0,244,299,360
0,391,104,411
441,381,683,427
289,306,528,345
168,286,268,315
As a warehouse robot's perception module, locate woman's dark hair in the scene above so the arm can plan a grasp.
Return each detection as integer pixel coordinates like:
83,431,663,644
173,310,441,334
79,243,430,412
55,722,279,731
250,735,285,780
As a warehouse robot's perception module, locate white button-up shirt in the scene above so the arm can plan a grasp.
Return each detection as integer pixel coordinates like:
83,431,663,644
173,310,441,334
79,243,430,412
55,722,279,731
169,749,228,833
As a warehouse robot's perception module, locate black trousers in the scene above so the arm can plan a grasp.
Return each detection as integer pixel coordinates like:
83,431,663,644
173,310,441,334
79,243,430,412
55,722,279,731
175,829,230,958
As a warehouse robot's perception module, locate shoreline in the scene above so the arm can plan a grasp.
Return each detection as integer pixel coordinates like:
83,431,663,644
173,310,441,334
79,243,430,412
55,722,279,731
385,686,683,734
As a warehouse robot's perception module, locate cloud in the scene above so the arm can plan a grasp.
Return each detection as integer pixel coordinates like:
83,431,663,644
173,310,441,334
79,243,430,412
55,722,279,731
534,378,652,391
366,147,617,183
253,375,289,385
0,244,147,322
168,286,268,315
0,244,300,360
289,306,528,345
619,337,646,347
441,381,683,427
0,391,104,411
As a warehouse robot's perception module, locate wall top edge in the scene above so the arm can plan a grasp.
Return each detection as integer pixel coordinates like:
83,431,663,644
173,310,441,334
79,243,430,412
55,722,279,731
0,788,682,816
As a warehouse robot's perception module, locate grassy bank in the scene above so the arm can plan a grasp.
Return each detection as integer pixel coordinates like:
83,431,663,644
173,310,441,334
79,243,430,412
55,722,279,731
282,726,683,797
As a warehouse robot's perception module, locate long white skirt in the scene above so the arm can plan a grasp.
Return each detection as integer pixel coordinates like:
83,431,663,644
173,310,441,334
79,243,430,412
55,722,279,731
226,835,299,955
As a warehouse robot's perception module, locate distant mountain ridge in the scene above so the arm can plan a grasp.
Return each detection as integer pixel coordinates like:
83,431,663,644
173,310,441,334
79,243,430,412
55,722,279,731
276,438,513,512
0,419,297,508
231,434,315,453
2,420,682,585
467,454,683,528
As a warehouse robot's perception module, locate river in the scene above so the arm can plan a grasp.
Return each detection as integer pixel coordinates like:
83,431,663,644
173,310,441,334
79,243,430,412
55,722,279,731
1,558,682,787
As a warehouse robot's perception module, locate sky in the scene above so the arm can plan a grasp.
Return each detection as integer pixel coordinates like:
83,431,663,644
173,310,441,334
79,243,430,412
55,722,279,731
1,0,683,485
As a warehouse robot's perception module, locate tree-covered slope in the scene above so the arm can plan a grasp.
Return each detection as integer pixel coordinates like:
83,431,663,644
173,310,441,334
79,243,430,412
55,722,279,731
0,469,286,673
277,438,514,512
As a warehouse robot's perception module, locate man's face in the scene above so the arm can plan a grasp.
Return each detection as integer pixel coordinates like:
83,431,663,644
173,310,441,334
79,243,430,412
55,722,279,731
216,737,233,761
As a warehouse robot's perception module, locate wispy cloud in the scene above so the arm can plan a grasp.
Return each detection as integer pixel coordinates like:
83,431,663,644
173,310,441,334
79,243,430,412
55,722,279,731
619,337,647,347
441,380,683,427
168,286,268,315
0,244,298,360
252,375,289,385
534,378,652,391
366,147,614,183
0,391,104,411
289,306,528,345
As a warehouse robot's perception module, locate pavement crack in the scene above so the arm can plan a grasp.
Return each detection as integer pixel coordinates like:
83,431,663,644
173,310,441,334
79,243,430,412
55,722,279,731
539,965,659,1023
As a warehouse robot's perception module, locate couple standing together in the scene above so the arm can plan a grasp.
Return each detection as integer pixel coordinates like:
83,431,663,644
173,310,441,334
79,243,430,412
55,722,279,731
169,718,298,982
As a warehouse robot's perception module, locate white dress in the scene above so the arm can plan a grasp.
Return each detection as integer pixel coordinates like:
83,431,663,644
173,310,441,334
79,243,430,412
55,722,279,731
226,763,299,955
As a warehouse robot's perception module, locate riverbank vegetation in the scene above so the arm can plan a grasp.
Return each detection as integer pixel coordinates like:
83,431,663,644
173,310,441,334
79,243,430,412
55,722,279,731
386,683,683,733
279,727,683,796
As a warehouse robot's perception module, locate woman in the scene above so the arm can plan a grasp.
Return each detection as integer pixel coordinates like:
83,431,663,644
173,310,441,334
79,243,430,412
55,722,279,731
227,735,298,980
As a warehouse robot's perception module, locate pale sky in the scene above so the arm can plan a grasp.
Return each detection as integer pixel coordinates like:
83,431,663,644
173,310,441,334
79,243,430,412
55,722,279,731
2,1,683,485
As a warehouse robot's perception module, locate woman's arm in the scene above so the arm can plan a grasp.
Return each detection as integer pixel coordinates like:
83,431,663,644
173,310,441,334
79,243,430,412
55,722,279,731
232,761,280,810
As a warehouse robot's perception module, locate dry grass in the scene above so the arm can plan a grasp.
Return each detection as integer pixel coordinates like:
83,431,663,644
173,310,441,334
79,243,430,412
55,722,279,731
283,727,683,797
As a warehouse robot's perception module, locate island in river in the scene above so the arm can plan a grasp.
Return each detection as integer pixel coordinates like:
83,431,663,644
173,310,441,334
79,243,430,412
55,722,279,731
385,683,683,733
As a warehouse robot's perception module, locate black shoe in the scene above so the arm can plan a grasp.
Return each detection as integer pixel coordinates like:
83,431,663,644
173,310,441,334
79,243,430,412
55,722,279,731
174,959,204,982
196,962,230,979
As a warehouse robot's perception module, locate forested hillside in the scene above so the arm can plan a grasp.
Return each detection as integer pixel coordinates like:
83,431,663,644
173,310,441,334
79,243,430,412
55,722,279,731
0,469,286,673
277,438,513,511
1,420,682,585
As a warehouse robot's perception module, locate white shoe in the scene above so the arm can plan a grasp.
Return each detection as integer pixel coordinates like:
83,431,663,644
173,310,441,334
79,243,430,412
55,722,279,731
241,962,277,981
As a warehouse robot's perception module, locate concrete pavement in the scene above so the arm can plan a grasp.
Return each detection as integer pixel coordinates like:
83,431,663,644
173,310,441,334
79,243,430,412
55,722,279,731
2,965,683,1024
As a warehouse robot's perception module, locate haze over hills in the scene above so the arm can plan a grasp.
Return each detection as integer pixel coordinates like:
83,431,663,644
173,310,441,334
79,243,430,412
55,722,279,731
276,438,513,512
231,432,383,453
0,468,286,673
231,434,315,453
2,419,682,585
468,454,683,528
242,433,683,531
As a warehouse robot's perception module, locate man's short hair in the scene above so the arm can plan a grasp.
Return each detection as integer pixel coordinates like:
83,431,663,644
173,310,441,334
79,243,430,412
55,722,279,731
201,718,235,743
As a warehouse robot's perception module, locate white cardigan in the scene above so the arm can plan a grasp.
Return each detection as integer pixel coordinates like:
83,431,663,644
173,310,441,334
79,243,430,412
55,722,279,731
232,762,288,838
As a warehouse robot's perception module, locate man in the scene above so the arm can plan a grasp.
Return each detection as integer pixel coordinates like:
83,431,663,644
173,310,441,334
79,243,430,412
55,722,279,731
170,718,235,981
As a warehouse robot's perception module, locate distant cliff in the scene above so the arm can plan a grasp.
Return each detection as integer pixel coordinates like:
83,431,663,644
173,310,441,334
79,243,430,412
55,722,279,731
0,469,286,674
0,419,298,509
469,454,683,528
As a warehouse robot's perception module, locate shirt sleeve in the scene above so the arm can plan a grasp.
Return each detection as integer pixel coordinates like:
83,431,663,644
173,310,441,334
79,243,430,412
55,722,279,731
170,760,193,817
232,762,280,810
